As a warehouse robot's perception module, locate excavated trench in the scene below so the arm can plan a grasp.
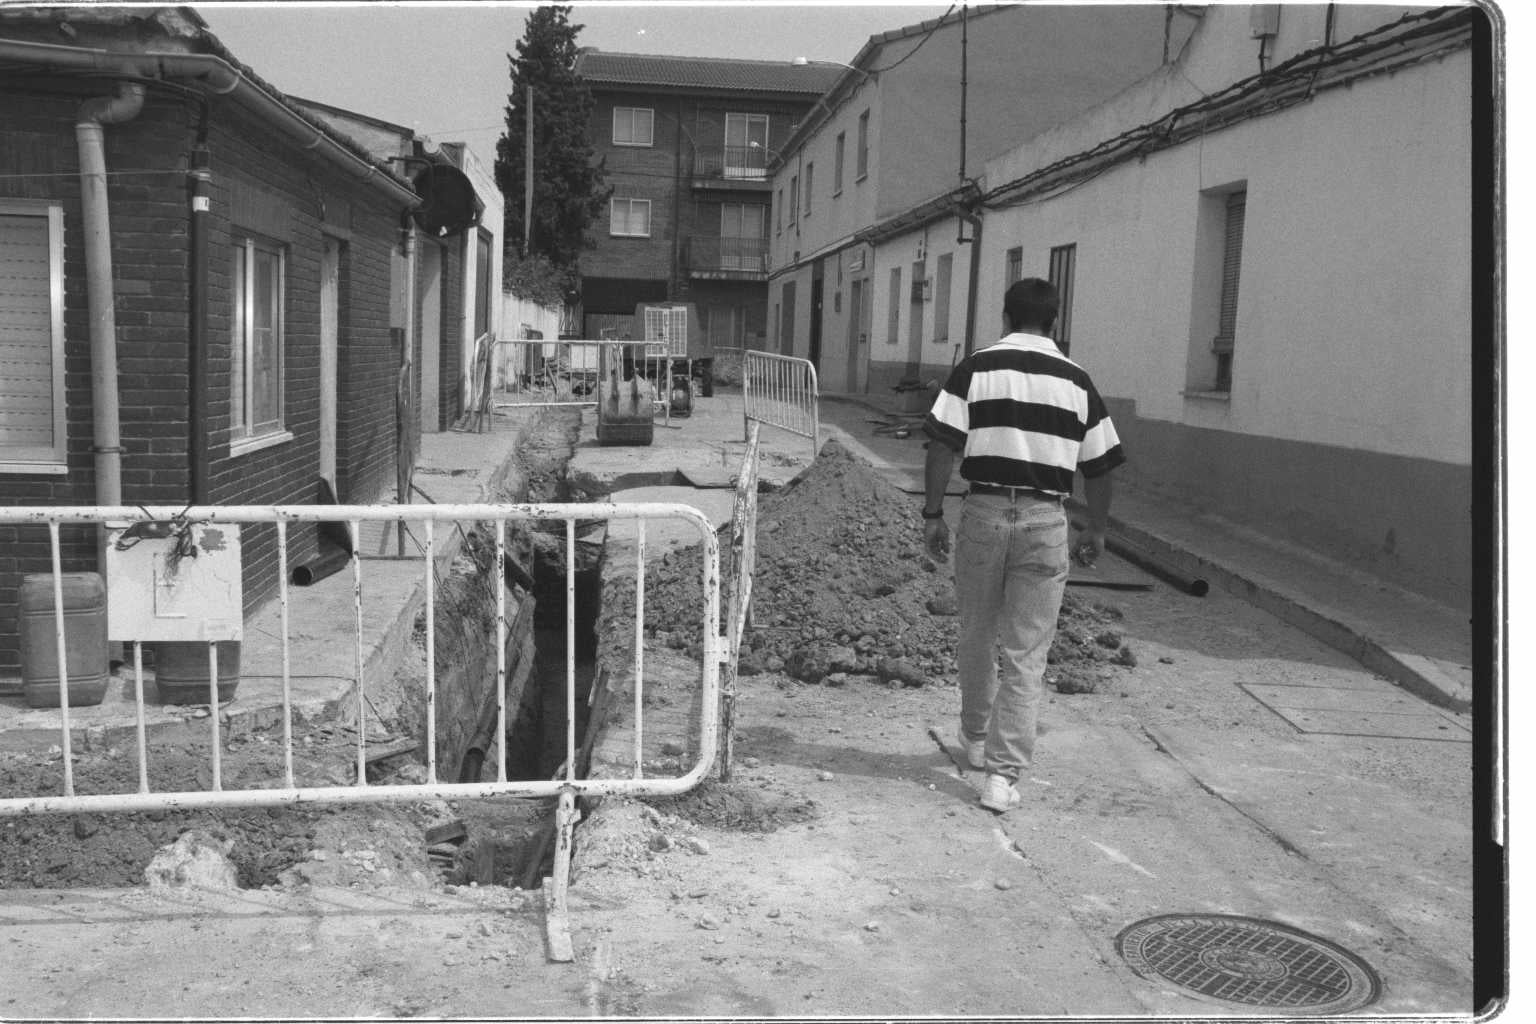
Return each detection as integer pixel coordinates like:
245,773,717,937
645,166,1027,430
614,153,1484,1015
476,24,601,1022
439,408,606,890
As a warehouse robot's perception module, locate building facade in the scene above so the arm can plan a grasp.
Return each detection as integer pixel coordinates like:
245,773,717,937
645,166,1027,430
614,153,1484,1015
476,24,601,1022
765,4,1196,395
292,99,505,436
872,5,1482,610
0,8,431,675
574,50,839,346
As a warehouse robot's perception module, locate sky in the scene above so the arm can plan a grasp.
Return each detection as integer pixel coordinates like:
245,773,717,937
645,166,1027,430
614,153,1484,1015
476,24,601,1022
196,2,955,171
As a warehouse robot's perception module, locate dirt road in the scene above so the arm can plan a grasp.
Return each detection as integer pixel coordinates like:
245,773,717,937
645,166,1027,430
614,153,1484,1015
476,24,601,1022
1,554,1472,1018
0,426,1472,1018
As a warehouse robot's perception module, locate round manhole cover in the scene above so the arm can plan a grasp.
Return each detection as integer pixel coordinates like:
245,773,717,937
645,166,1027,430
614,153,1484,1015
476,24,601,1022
1116,914,1381,1014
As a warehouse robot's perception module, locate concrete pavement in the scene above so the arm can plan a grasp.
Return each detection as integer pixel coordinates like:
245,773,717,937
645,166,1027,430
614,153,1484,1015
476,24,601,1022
811,392,1474,714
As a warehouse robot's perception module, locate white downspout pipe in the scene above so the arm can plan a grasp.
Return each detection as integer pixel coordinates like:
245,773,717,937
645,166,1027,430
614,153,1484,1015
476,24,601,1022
77,81,145,509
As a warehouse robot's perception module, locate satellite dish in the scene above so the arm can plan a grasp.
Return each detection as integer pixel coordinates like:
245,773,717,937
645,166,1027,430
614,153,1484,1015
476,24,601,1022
410,163,480,236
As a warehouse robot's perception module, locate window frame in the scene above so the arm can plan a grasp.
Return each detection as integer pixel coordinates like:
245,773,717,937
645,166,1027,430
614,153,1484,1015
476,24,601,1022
833,132,846,196
933,252,954,346
230,231,290,454
856,110,870,181
609,197,653,238
1048,243,1076,355
0,199,67,474
1004,246,1023,288
612,106,655,147
1212,190,1246,390
804,162,814,215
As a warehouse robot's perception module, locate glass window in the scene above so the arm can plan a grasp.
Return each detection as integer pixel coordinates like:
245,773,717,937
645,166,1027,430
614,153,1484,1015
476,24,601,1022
1048,243,1076,355
232,234,286,440
804,162,814,214
612,107,654,147
834,133,846,195
1005,246,1023,287
856,110,870,179
0,201,66,471
609,197,652,237
724,113,769,178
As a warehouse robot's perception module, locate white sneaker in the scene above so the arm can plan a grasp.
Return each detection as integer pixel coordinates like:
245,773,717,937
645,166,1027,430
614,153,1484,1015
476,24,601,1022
979,773,1021,813
956,729,986,771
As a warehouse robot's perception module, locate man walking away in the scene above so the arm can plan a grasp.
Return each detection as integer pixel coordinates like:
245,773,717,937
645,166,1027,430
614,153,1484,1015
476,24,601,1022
920,278,1124,813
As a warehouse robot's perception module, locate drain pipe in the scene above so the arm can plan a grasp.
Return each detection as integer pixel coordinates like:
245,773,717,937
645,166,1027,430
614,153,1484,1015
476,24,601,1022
77,81,146,511
188,131,212,503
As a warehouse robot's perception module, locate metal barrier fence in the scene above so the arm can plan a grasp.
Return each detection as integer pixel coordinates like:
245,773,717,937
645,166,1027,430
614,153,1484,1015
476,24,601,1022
492,338,672,421
0,502,720,818
718,421,760,782
742,350,819,461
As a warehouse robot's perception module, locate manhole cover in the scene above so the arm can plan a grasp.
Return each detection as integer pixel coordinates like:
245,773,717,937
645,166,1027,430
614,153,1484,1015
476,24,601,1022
1116,914,1381,1014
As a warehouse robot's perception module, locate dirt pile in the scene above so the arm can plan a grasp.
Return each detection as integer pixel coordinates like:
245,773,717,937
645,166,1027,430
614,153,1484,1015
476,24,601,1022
613,439,1134,693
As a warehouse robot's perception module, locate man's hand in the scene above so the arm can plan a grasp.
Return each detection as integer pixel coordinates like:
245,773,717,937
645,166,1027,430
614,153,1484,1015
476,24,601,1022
924,517,951,559
1073,527,1105,567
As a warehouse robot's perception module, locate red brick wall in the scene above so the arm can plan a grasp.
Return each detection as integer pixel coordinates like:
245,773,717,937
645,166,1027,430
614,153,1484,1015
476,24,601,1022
0,80,410,672
583,91,820,315
0,85,193,673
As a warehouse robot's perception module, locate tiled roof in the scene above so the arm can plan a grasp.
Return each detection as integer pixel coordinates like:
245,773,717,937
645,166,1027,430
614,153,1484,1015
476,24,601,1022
575,50,843,94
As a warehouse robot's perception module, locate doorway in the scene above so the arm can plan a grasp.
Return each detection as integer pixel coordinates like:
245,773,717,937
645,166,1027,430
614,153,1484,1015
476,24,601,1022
847,277,868,393
809,260,824,371
418,241,443,432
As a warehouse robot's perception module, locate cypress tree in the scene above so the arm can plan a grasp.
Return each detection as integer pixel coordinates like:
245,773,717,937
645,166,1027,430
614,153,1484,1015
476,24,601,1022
495,5,609,299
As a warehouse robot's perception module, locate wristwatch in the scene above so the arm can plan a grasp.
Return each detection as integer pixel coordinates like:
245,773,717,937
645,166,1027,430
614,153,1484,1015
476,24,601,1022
921,507,945,520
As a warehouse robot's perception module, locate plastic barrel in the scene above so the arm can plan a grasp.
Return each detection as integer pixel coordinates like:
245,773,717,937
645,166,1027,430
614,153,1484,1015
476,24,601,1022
153,641,240,705
18,572,110,709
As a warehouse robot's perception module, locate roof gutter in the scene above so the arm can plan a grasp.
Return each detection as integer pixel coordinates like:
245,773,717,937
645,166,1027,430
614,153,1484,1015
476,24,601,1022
0,37,419,206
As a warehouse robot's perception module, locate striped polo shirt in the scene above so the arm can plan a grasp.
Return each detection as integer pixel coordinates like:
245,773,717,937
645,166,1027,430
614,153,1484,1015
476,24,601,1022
922,331,1125,494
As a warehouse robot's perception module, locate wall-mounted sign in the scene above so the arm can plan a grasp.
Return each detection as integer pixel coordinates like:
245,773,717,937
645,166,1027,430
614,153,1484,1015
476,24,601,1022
848,250,866,272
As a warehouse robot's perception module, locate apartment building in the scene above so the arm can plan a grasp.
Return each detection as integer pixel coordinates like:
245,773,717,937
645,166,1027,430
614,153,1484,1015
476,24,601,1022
574,50,840,347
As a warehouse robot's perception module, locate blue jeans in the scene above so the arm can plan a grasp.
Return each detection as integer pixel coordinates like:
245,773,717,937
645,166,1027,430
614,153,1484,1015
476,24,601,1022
953,493,1070,781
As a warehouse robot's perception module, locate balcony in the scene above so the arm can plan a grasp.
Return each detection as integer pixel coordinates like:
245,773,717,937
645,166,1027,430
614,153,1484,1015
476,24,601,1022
690,147,774,190
686,236,770,280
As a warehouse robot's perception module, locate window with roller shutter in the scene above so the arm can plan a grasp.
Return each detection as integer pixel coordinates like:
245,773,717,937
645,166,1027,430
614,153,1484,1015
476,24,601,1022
1212,190,1246,390
0,201,66,473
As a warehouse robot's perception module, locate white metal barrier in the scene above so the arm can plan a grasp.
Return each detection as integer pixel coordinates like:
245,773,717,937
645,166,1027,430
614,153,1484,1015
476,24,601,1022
0,502,720,817
718,421,761,781
742,350,819,461
493,338,672,421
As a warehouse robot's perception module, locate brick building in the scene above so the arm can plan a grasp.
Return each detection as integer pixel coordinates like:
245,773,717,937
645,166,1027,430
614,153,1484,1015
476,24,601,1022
0,7,426,676
572,50,840,346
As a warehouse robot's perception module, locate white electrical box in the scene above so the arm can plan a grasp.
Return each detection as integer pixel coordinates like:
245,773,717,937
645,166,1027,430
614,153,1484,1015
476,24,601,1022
105,522,243,642
1250,5,1281,38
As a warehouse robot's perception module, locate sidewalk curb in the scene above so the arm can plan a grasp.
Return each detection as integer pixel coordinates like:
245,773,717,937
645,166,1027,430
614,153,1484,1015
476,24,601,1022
1099,509,1471,715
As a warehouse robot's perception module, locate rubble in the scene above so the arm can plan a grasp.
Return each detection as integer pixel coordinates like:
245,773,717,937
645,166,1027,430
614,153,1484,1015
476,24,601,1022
609,438,1135,694
144,829,239,891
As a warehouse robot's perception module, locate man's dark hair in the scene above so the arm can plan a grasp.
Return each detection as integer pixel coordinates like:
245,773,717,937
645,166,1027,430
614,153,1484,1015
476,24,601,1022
1003,278,1059,333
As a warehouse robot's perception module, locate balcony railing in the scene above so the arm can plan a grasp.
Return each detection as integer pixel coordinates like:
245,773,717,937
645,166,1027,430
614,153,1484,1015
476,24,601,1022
687,236,770,274
692,147,773,182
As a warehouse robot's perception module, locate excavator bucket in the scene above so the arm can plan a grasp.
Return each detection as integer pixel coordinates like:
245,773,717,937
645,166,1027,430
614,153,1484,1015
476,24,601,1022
595,346,655,446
